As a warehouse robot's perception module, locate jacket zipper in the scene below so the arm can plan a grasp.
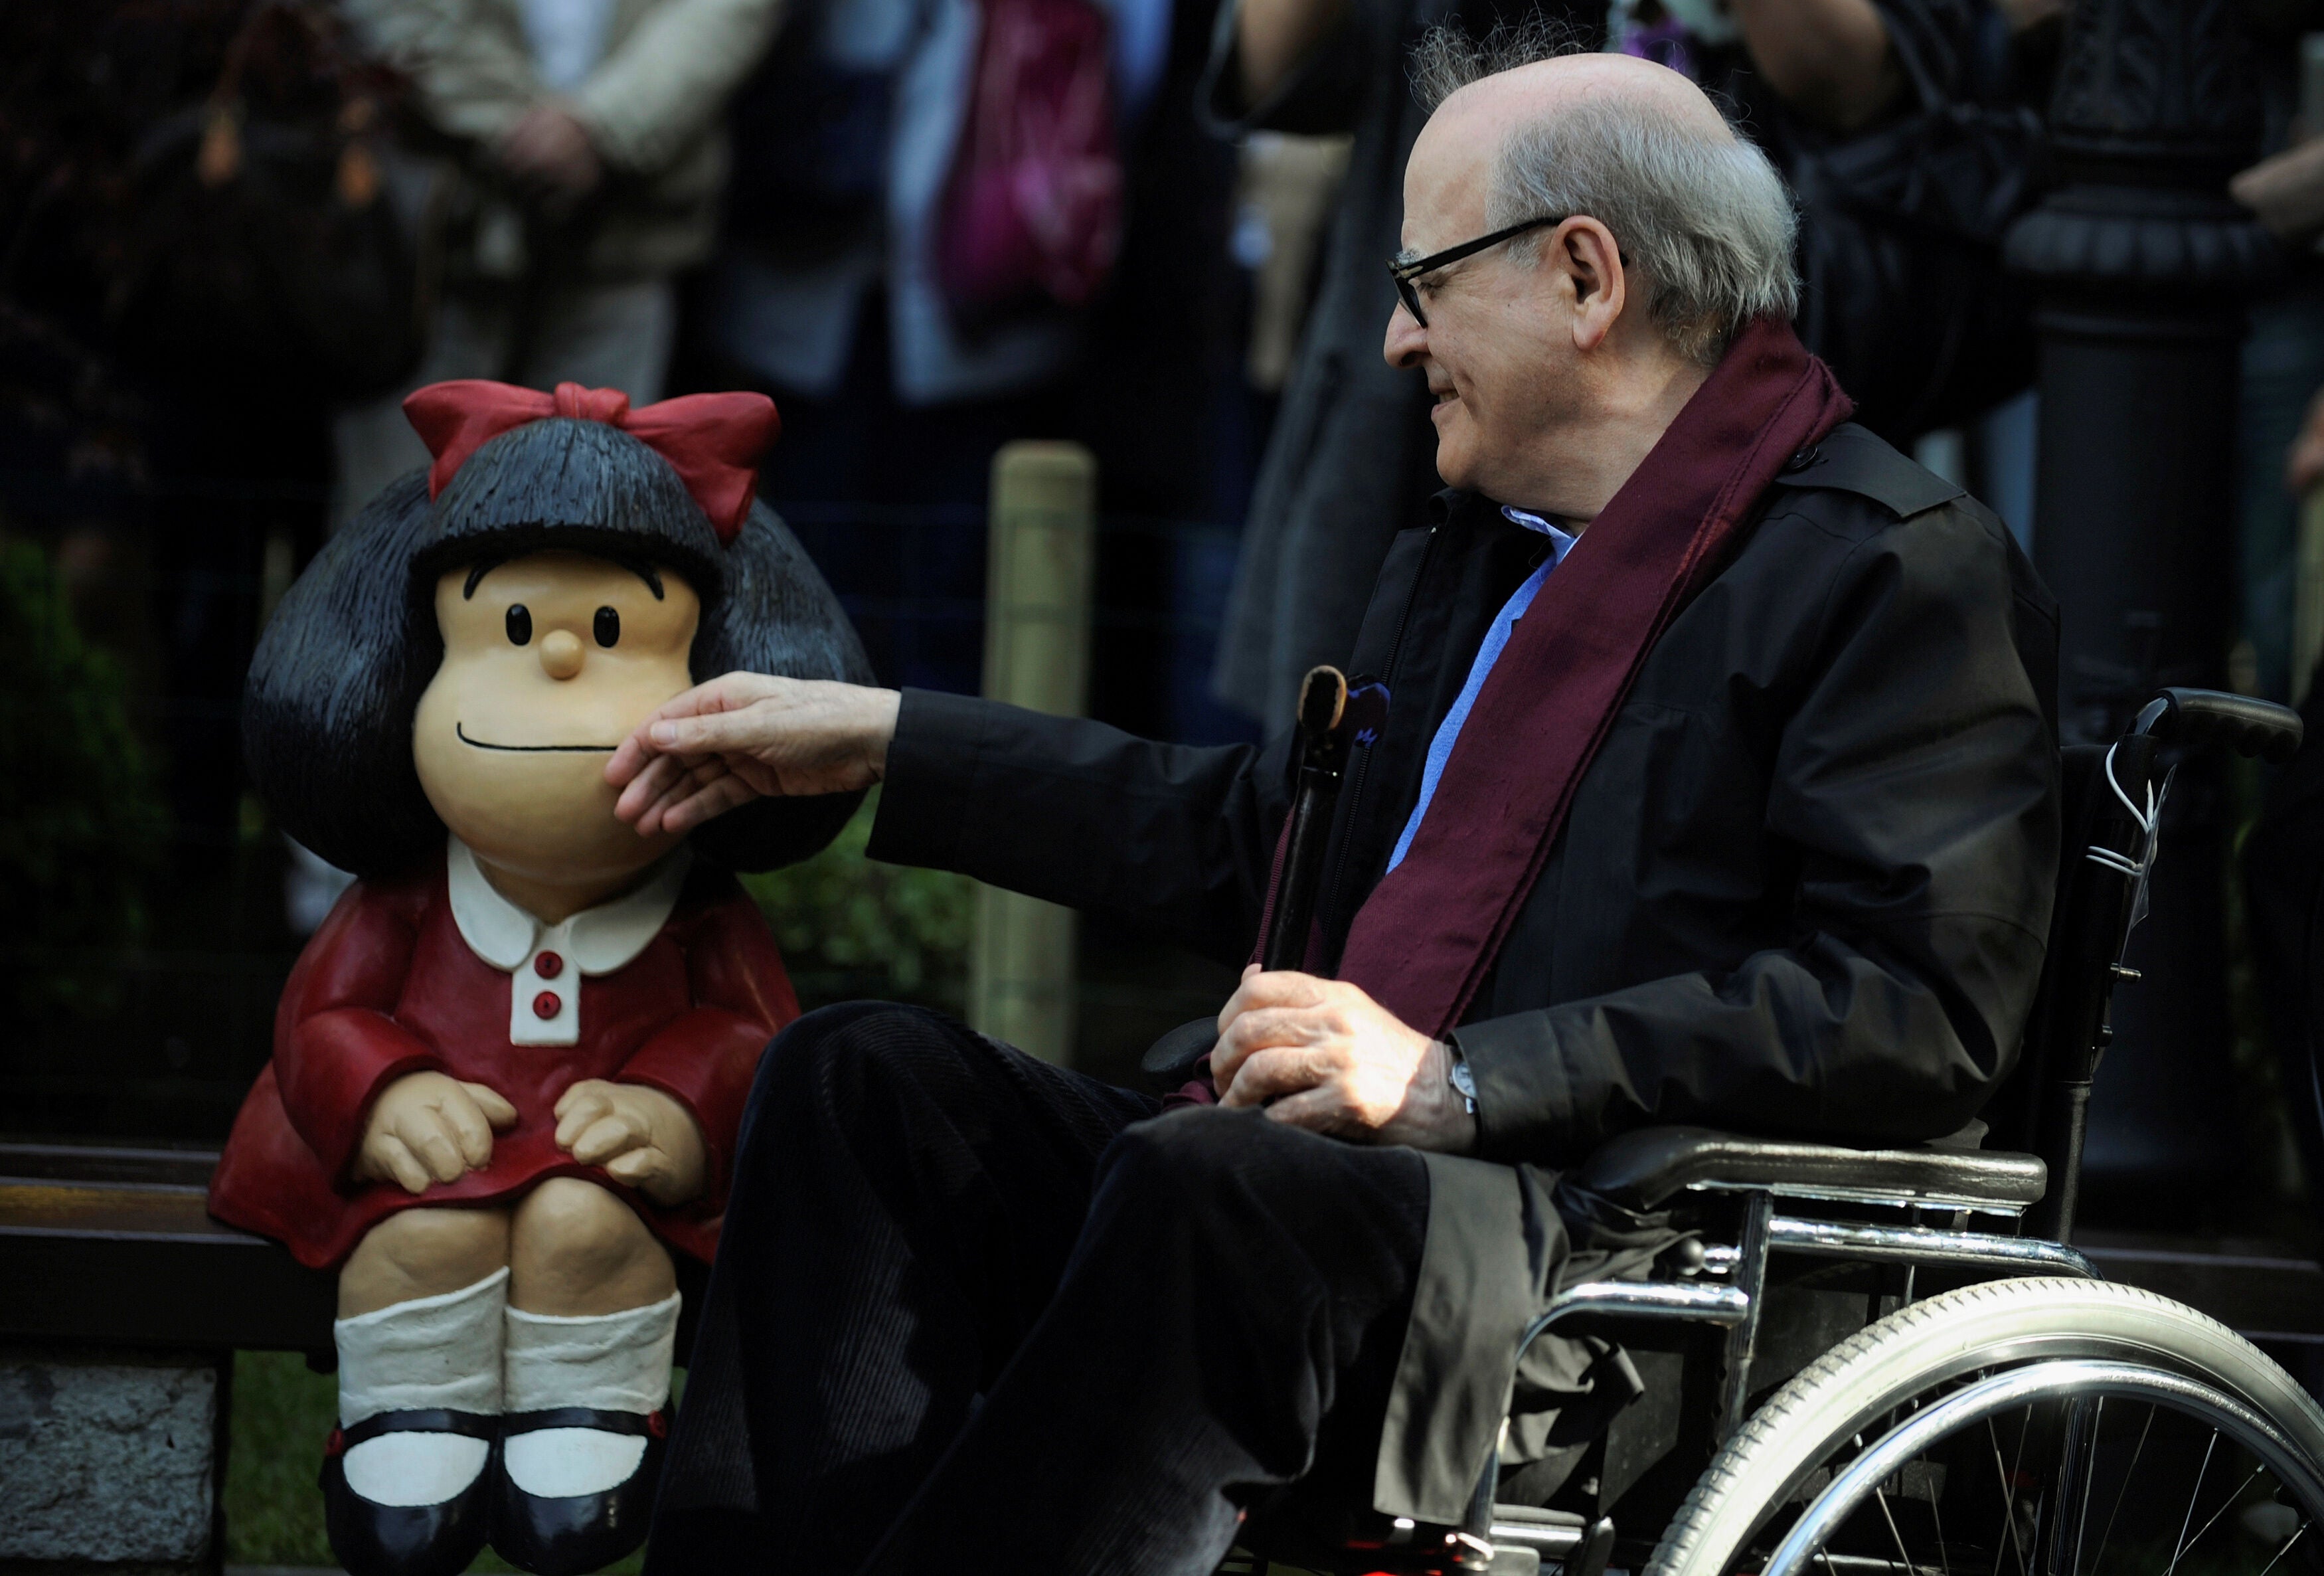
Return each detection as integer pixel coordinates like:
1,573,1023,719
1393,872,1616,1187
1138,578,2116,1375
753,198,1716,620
1319,521,1440,962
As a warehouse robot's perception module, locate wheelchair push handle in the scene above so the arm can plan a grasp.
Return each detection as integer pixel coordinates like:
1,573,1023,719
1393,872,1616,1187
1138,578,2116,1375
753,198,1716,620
2133,687,2303,763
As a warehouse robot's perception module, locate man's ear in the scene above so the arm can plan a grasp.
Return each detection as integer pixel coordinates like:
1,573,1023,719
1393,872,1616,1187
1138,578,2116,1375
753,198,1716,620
1554,218,1627,353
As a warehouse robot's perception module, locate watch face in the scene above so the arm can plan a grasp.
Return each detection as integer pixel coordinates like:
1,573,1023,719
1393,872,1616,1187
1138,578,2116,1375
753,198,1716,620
1450,1059,1478,1099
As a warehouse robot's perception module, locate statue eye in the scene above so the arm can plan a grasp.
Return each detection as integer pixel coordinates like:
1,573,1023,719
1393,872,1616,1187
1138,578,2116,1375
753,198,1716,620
594,606,620,648
505,605,532,645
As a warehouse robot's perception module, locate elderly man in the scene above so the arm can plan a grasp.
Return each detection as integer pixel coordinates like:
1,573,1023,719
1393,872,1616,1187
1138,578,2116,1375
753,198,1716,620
620,35,2059,1576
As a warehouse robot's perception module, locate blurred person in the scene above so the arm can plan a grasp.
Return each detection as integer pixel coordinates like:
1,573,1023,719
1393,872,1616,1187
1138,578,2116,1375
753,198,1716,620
329,0,784,523
700,0,1168,694
1208,0,2044,728
2228,5,2324,707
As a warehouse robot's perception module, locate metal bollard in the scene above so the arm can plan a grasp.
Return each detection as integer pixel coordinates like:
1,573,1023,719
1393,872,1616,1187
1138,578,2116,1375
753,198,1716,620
968,441,1096,1063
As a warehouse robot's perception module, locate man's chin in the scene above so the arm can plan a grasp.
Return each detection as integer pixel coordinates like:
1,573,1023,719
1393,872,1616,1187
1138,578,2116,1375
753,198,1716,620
1431,437,1474,491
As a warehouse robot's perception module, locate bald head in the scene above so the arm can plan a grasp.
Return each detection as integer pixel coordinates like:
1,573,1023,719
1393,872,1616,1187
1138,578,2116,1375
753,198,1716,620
1404,26,1797,363
1427,50,1736,149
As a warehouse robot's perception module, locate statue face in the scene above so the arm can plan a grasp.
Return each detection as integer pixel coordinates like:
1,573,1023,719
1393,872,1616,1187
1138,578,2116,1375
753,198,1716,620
413,551,699,891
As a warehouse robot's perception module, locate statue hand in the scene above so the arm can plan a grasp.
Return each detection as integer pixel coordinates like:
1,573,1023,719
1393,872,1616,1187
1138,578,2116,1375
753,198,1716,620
355,1072,519,1194
553,1079,708,1207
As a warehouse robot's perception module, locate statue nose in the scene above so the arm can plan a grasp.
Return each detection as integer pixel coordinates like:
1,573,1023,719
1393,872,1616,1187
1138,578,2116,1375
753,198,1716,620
539,629,585,680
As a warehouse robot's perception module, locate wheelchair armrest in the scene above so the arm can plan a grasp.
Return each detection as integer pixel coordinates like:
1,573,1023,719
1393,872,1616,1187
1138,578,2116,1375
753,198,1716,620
1570,1126,2047,1213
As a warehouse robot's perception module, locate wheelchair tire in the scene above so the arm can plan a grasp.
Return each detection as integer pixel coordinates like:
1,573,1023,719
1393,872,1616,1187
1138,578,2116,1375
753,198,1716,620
1645,1275,2324,1576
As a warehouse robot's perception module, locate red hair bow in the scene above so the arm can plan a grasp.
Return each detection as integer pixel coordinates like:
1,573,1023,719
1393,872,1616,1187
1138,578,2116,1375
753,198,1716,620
402,380,781,544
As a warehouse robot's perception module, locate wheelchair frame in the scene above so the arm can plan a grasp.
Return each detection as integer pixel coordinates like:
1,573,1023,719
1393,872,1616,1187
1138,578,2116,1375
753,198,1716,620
1338,689,2311,1576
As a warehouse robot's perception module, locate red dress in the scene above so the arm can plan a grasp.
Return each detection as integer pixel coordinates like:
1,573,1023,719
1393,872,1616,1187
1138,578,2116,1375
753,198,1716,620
209,845,797,1270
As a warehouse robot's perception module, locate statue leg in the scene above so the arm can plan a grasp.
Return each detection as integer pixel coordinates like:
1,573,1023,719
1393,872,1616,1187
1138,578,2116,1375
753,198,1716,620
507,1174,676,1315
496,1178,682,1572
339,1203,513,1316
325,1207,513,1576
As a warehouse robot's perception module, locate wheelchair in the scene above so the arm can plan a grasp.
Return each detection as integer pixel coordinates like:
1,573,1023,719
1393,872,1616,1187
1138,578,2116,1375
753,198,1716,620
1242,687,2318,1576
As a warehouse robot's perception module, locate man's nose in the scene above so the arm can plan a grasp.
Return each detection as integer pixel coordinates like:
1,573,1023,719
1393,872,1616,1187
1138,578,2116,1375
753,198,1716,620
539,628,585,680
1383,301,1426,369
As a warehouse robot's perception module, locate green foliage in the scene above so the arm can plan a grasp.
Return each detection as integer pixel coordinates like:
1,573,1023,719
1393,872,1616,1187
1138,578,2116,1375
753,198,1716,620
225,1351,337,1567
0,537,166,1015
739,789,974,1011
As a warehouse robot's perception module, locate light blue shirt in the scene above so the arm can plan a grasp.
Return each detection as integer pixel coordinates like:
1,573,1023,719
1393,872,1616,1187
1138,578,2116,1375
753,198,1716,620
1385,507,1579,873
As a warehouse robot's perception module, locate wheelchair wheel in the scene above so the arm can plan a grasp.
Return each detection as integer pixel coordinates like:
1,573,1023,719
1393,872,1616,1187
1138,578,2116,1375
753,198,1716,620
1647,1277,2324,1576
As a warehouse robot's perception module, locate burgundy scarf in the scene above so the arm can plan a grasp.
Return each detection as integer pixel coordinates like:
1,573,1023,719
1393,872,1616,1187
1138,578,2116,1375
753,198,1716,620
1321,316,1853,1037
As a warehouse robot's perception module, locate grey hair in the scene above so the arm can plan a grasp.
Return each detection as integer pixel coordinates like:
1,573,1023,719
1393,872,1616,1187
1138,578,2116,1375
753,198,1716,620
1407,21,1799,364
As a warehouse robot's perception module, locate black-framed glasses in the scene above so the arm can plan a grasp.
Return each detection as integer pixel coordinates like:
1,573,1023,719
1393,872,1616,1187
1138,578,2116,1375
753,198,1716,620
1387,215,1568,327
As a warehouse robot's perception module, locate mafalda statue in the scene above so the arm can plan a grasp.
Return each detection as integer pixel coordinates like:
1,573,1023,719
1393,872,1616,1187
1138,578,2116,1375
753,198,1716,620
209,381,869,1576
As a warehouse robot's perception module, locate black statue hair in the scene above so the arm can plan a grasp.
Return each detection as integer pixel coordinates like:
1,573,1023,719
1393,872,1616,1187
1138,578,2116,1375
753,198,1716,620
243,418,876,879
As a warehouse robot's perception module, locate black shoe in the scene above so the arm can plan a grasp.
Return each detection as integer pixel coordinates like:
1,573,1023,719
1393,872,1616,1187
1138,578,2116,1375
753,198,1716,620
491,1406,669,1576
319,1409,498,1576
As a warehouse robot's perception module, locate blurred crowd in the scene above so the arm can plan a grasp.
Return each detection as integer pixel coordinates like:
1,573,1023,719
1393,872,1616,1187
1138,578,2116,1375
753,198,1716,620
7,0,2319,738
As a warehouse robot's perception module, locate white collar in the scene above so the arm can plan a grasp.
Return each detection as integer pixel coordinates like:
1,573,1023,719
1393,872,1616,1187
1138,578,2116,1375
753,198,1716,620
446,836,692,976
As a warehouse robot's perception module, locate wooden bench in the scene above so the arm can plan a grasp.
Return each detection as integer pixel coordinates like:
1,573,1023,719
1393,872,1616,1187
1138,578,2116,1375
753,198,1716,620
0,1141,335,1357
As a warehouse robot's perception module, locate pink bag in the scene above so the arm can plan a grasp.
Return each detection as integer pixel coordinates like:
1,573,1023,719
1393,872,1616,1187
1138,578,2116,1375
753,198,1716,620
934,0,1123,325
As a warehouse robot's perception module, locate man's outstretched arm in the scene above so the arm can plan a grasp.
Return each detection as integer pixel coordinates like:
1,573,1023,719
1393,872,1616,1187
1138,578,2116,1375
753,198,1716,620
608,678,1291,965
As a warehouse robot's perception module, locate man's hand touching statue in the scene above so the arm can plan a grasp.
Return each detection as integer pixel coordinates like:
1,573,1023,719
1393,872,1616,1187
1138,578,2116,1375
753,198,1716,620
1212,967,1478,1154
607,674,902,835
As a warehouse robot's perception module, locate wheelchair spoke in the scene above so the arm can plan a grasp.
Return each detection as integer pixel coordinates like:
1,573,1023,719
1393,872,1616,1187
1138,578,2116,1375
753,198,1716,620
1874,1482,1918,1576
2161,1429,2219,1576
1988,1415,2033,1576
2257,1520,2312,1576
2165,1460,2262,1575
2066,1397,2102,1576
1928,1447,1951,1576
2090,1402,2156,1571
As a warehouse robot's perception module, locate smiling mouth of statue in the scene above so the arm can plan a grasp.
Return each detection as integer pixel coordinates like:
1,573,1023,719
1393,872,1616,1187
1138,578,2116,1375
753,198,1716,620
456,721,618,754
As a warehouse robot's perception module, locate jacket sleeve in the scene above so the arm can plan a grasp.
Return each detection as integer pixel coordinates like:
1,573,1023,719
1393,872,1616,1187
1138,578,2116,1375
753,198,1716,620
273,886,443,1180
572,0,785,175
1453,505,2061,1165
865,689,1294,966
616,893,797,1210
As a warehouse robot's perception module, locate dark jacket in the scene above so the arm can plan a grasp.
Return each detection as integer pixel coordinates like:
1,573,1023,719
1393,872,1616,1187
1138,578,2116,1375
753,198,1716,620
867,422,2061,1518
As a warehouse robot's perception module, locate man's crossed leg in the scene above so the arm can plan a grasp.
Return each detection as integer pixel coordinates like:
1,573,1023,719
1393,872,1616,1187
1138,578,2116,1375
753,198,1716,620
646,1003,1431,1576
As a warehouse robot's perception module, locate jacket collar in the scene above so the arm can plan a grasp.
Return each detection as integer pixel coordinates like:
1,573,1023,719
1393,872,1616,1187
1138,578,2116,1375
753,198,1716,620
446,836,691,976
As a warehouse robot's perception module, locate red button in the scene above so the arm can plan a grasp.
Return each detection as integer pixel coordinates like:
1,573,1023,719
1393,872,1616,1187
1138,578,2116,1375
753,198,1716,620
534,951,563,979
533,991,560,1020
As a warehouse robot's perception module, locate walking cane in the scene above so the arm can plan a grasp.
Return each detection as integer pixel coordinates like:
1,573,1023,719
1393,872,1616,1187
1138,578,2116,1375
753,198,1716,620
1142,665,1382,1086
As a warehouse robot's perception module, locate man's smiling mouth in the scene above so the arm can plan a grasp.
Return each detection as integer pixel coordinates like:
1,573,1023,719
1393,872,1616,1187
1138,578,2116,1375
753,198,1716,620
456,722,618,753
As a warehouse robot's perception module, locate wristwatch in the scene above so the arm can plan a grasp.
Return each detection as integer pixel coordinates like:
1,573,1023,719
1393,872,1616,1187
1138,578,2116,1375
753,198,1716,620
1445,1040,1478,1116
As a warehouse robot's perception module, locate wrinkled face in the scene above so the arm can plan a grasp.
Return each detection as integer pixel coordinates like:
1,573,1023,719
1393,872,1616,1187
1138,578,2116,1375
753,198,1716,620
412,551,699,889
1384,101,1581,495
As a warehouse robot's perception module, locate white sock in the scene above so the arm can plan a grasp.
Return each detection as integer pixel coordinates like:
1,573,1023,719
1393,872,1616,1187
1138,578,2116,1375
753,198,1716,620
334,1267,507,1508
501,1292,680,1499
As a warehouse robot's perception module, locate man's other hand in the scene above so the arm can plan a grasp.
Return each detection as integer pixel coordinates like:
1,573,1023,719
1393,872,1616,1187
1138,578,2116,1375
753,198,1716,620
608,673,903,835
1211,967,1477,1152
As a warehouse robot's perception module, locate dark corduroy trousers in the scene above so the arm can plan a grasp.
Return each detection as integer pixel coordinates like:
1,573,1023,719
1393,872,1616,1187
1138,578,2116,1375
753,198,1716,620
643,1002,1432,1576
